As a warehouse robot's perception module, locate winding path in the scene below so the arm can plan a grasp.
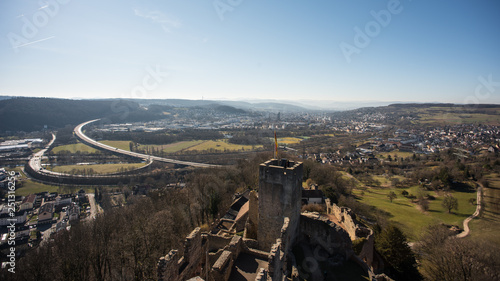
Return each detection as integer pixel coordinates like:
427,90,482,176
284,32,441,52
456,184,483,238
74,119,221,168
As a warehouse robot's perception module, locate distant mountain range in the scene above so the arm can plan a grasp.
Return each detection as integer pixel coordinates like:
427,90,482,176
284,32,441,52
1,96,499,132
119,98,311,112
5,95,491,112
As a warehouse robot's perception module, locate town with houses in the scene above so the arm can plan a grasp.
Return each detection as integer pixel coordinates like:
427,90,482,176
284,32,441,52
91,108,500,166
0,171,94,250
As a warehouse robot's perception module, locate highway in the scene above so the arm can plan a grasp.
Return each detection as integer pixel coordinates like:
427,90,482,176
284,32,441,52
29,133,56,174
27,133,90,178
74,119,221,168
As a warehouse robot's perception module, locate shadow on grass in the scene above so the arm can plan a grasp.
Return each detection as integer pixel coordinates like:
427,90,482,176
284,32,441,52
483,210,500,217
393,202,412,207
450,182,475,193
428,209,470,218
351,194,363,200
479,216,500,222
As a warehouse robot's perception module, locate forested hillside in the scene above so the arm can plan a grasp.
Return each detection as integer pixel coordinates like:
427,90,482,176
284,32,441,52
0,98,160,132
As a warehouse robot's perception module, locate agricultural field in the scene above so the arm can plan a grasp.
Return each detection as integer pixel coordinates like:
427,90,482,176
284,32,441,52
100,140,132,151
51,141,99,154
51,140,131,154
416,107,500,125
353,180,477,241
376,151,415,160
278,137,303,145
469,173,500,246
185,140,263,152
138,140,204,154
49,162,146,174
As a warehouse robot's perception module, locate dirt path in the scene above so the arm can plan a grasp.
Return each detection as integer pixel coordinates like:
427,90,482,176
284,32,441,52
456,183,483,238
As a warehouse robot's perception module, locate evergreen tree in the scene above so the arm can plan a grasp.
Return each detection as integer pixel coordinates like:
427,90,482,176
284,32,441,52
376,224,422,281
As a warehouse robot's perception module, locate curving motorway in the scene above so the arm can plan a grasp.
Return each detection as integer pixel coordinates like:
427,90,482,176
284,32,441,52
27,132,152,179
29,132,56,174
74,119,221,168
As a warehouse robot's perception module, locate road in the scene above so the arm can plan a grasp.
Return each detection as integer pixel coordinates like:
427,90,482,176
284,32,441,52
27,132,102,178
456,184,483,238
86,193,102,220
74,119,221,168
29,133,56,173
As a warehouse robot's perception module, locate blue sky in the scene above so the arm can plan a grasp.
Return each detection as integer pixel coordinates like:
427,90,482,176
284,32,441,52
1,0,499,105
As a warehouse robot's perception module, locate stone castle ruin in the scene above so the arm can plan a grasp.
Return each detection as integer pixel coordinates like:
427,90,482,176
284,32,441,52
157,159,383,281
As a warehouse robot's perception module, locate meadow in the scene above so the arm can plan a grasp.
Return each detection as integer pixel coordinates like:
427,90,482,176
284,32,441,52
8,167,92,196
51,140,132,154
49,162,147,174
100,140,132,151
277,137,303,145
353,179,477,241
469,173,500,246
185,140,263,152
137,140,204,154
51,141,99,154
416,107,500,125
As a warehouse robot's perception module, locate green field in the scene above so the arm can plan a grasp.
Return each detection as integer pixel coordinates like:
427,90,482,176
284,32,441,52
15,180,93,196
469,174,500,246
16,179,61,196
377,151,415,160
5,168,92,197
418,109,500,125
278,137,303,145
353,183,476,241
50,163,146,174
51,140,131,154
163,140,204,153
138,140,204,154
186,140,262,152
51,141,99,154
100,140,132,151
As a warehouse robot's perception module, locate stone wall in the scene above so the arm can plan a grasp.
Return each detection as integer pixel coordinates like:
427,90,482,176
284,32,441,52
257,159,303,251
157,250,179,281
243,190,259,240
256,217,291,281
326,199,370,240
325,199,375,271
208,236,242,281
255,268,267,281
157,227,203,281
358,230,375,270
268,239,283,281
299,213,354,261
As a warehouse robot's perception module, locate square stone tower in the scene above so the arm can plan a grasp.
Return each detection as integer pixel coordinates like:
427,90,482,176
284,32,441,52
257,159,303,251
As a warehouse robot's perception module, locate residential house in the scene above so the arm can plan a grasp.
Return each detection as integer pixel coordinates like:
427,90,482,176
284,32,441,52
0,210,27,226
56,220,68,233
14,225,31,239
66,203,80,222
302,187,325,205
20,194,36,211
55,194,72,212
77,189,88,203
38,203,54,225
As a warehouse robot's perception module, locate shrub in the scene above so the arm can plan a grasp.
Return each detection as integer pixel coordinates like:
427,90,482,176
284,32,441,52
301,204,326,213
